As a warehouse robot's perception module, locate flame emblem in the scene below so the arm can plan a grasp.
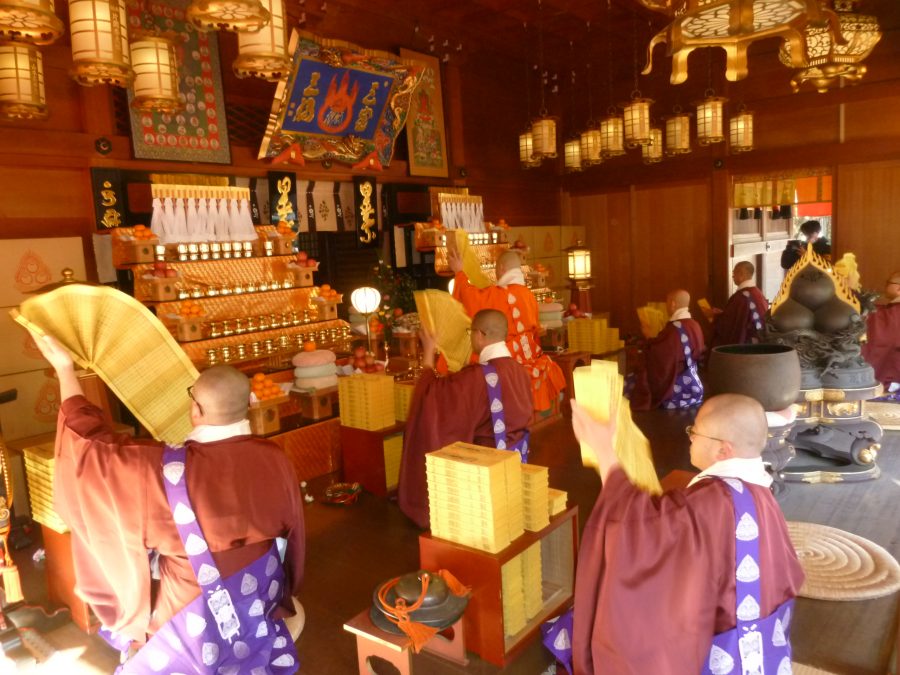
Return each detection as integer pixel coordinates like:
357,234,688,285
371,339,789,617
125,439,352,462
317,71,359,134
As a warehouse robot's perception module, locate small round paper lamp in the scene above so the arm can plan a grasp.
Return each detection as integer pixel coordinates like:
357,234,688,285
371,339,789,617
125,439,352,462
352,286,381,354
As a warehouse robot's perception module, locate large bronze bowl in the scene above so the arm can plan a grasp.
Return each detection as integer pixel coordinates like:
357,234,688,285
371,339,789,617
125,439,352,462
706,344,801,411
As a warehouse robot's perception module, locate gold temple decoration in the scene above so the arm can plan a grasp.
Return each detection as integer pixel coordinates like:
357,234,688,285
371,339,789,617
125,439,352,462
233,0,290,81
664,109,691,155
642,0,839,84
68,0,133,87
0,0,63,45
779,0,882,94
0,42,46,119
130,36,181,113
770,243,860,315
187,0,270,33
729,107,754,153
641,127,663,164
696,92,727,145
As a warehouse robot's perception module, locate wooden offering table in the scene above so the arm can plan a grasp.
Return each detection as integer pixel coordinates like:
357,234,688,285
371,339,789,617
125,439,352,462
418,507,578,668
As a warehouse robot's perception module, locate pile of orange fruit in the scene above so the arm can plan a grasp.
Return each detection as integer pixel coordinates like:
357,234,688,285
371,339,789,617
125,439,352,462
317,284,340,301
276,221,294,236
179,300,203,318
252,373,284,401
132,225,156,240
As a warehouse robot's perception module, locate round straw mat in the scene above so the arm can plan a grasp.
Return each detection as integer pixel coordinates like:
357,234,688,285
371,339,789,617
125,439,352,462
787,521,900,601
867,400,900,430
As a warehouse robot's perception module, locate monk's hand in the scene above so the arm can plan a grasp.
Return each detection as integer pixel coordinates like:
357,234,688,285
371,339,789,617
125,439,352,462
571,400,618,481
28,331,75,373
447,248,463,274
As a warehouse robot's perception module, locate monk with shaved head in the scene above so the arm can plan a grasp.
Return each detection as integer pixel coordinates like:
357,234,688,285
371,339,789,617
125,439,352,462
28,333,305,669
710,261,769,348
862,270,900,399
447,243,566,413
566,394,804,673
399,309,533,528
630,288,706,411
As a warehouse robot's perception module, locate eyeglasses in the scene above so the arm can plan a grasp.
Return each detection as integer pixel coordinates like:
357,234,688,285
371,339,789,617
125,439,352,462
187,385,203,416
465,328,485,336
685,425,727,444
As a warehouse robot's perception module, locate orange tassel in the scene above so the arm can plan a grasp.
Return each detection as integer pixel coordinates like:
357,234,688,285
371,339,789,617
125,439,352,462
438,569,470,597
397,615,439,653
2,565,23,604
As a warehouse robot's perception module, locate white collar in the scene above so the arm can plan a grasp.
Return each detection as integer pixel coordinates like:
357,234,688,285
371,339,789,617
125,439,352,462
669,307,691,321
185,419,252,444
688,457,772,489
736,280,756,291
497,268,525,288
889,296,900,304
479,341,512,364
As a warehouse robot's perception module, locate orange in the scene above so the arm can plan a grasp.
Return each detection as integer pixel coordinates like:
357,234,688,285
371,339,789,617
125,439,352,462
303,340,316,352
319,284,331,292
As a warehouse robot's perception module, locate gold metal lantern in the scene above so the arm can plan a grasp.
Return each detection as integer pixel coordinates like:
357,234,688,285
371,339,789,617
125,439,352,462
696,92,727,145
68,0,132,86
0,41,46,119
599,110,625,157
729,108,754,153
0,0,63,45
130,36,181,114
233,0,289,81
187,0,270,33
531,114,558,159
622,94,653,148
642,127,663,164
579,125,602,166
664,111,692,155
564,137,583,172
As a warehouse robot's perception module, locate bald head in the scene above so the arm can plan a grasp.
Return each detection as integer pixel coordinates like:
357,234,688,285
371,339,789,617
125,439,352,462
191,365,251,426
495,250,523,278
886,271,900,301
667,289,690,313
473,309,508,342
698,394,767,457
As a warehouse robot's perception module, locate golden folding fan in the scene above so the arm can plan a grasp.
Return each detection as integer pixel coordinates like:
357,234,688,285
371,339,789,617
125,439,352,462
573,359,662,495
449,229,493,289
11,285,199,445
413,289,473,373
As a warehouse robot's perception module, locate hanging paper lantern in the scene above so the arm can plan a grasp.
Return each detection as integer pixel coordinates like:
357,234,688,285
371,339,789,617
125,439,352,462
564,138,582,172
531,115,557,158
130,36,181,114
642,127,663,164
233,0,290,81
696,93,727,145
622,95,653,148
68,0,132,86
0,0,64,45
664,111,692,156
579,126,603,166
187,0,270,33
729,108,754,153
599,111,625,157
0,42,46,119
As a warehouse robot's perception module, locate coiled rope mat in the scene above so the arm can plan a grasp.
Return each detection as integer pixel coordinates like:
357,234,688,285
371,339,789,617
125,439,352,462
787,521,900,601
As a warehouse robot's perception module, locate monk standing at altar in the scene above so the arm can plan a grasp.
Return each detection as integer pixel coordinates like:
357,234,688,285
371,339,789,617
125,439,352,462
448,247,565,412
29,332,304,672
570,394,804,674
630,289,705,411
863,271,900,398
399,309,532,529
709,261,769,348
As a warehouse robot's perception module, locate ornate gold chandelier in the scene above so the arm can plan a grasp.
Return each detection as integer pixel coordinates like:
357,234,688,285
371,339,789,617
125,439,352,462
187,0,270,33
0,0,63,44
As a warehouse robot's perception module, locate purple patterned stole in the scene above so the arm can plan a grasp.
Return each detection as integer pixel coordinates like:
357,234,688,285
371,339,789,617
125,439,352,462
742,290,765,341
110,445,299,674
661,321,704,410
481,363,530,462
702,478,794,675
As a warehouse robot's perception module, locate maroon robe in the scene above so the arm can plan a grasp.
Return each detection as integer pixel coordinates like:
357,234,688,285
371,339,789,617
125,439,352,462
573,468,804,675
630,318,706,411
54,396,305,642
862,302,900,385
711,286,769,348
398,356,532,528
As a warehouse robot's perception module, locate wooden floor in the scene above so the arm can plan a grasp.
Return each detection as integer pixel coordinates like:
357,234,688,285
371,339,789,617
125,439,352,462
9,409,900,674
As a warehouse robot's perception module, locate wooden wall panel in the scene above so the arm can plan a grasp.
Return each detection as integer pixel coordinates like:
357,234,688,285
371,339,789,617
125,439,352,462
0,167,92,222
845,97,900,141
835,161,900,291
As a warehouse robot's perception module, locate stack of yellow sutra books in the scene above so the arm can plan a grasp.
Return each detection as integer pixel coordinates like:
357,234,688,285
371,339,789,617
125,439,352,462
573,359,662,495
521,464,550,532
426,442,524,553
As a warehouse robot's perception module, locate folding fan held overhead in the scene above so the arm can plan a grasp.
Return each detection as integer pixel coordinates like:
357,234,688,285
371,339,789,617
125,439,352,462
12,284,199,445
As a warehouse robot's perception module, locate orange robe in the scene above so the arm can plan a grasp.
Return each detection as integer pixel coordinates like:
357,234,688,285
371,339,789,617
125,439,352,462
453,271,566,411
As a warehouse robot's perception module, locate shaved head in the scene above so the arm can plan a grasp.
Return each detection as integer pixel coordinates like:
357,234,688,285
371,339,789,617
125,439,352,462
473,309,508,342
733,261,755,284
191,365,251,426
691,394,767,470
496,250,523,278
667,289,690,311
887,271,900,300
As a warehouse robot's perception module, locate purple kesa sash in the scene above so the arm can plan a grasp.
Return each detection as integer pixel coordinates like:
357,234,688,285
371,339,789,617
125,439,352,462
702,478,794,675
743,290,765,342
109,445,299,674
481,363,530,462
661,321,704,410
